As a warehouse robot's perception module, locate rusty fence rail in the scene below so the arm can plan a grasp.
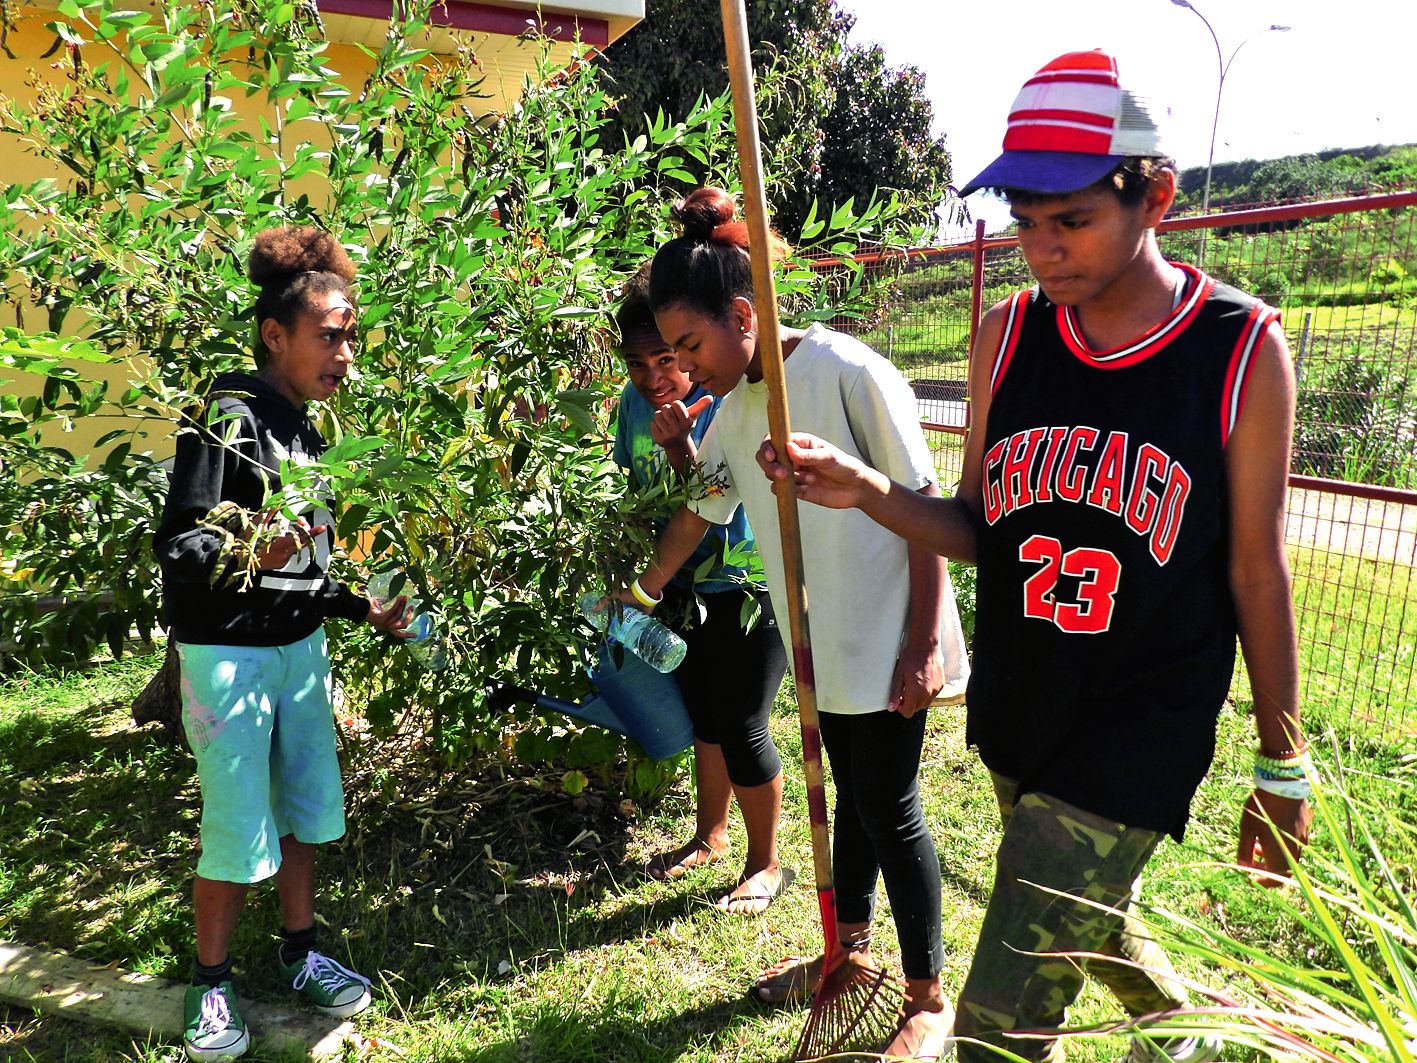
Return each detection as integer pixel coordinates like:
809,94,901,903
816,190,1417,733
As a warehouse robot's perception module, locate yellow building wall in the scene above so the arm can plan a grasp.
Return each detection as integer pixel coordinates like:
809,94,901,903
0,3,579,460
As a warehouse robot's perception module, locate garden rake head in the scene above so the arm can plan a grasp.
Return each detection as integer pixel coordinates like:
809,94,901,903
792,945,901,1061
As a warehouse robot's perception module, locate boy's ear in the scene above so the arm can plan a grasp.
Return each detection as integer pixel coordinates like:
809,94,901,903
1142,167,1177,227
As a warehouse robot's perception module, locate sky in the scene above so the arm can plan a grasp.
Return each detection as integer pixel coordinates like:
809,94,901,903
834,0,1417,234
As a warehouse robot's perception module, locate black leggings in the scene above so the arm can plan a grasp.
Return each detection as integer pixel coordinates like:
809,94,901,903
669,587,787,788
819,707,944,980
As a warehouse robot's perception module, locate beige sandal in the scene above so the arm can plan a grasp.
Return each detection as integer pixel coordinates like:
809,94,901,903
879,1005,954,1062
715,866,796,916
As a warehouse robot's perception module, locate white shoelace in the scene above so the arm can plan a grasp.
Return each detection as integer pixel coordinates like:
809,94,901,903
290,951,371,995
196,987,234,1036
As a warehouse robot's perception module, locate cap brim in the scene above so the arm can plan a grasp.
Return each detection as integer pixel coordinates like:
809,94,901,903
959,151,1127,197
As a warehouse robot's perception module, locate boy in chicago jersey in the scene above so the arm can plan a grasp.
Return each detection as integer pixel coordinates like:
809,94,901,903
758,50,1311,1063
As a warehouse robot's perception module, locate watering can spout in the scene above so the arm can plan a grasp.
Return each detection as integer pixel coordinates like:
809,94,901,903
488,642,693,761
488,684,626,733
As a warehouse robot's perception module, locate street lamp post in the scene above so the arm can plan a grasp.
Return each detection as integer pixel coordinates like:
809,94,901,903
1168,0,1288,264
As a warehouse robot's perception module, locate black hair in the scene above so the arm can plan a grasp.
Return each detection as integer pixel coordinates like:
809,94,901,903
248,227,357,361
614,261,659,346
647,186,789,320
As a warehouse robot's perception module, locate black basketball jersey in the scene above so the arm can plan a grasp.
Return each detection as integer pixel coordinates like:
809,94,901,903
967,264,1279,838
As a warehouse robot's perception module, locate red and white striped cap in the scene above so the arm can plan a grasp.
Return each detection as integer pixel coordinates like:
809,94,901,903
961,50,1169,196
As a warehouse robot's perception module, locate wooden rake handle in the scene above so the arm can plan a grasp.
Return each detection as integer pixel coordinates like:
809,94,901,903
719,0,837,958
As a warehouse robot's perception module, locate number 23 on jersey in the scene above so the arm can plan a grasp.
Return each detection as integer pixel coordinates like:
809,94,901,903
1019,534,1121,634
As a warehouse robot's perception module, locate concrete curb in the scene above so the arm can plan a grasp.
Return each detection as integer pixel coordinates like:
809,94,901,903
0,940,358,1059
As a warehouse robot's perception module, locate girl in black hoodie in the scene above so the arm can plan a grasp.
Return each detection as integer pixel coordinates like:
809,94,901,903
155,227,407,1062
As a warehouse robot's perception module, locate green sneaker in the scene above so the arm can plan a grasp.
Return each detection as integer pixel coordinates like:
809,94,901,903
278,949,372,1018
182,982,249,1062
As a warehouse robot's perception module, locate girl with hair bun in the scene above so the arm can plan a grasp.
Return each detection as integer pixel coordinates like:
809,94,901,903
620,187,970,1060
155,225,407,1062
611,262,790,915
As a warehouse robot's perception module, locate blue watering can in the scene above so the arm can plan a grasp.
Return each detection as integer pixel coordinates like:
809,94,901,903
488,640,694,761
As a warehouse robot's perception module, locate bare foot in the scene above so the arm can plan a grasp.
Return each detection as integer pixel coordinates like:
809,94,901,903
751,952,823,1005
645,836,726,881
879,1005,953,1062
715,865,795,916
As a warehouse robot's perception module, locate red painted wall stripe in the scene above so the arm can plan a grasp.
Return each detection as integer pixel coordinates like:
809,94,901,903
317,0,610,47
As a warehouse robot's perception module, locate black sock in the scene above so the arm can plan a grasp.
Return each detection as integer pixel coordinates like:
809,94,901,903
280,924,318,966
192,955,233,989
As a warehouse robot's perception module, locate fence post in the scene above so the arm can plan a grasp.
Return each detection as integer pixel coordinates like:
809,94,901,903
1294,310,1313,383
967,218,986,431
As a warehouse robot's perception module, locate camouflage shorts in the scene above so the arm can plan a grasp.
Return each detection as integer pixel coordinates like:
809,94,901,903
953,773,1187,1062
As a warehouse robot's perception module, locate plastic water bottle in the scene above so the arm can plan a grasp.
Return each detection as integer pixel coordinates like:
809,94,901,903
369,571,448,672
577,593,687,673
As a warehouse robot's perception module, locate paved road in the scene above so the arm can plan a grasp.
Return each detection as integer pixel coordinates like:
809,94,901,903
912,378,967,428
1287,487,1417,564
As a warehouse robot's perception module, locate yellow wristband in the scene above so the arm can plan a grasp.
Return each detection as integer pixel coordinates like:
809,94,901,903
630,578,662,609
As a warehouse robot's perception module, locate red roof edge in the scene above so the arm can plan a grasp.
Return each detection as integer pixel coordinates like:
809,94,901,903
317,0,610,47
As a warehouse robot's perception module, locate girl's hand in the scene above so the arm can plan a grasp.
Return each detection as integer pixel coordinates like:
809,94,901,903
254,513,327,569
757,433,875,510
607,586,657,613
888,641,945,718
650,395,713,453
366,594,414,638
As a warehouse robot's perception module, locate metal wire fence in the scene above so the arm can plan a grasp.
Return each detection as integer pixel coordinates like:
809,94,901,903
818,190,1417,733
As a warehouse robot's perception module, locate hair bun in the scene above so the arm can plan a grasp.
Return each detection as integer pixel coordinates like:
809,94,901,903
247,226,356,288
670,187,737,242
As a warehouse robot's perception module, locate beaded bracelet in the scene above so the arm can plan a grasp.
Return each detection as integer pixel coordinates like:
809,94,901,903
1255,744,1309,772
1255,749,1311,777
630,577,662,609
1253,774,1312,801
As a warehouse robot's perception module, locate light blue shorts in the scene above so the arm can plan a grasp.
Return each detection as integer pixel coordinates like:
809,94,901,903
177,627,345,884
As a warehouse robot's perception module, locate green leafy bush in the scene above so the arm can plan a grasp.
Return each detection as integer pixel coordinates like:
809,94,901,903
0,0,918,773
1293,341,1416,488
1370,258,1408,288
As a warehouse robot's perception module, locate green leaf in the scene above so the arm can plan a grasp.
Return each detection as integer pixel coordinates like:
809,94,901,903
337,504,370,540
323,435,385,463
0,330,110,365
154,82,195,109
828,197,857,232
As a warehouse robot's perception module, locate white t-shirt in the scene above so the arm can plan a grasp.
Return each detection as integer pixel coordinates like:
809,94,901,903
690,323,970,715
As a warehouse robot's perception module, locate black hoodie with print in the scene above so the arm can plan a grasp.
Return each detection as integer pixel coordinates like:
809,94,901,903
154,371,369,646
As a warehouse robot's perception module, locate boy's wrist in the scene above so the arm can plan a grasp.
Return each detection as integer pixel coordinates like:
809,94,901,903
1257,740,1307,761
1253,744,1313,801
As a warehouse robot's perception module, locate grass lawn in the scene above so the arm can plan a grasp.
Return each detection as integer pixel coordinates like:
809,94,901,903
3,641,1414,1062
1288,543,1417,734
1278,301,1417,334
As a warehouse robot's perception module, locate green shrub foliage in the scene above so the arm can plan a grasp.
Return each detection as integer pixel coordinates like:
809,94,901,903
0,0,914,774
